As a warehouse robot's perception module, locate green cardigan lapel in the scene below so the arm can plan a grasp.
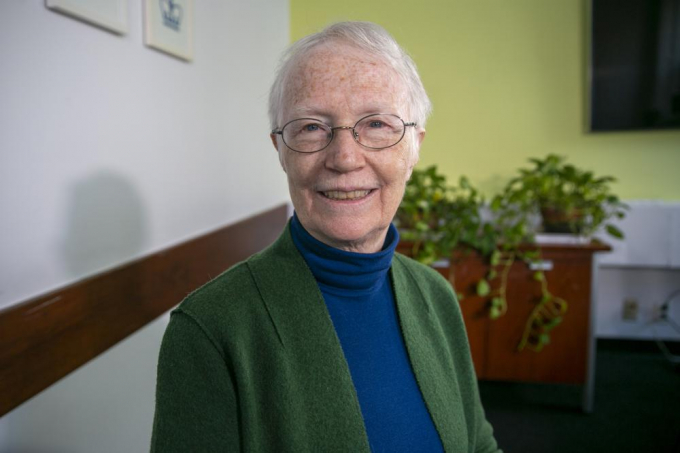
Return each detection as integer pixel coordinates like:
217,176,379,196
392,255,469,453
246,225,371,451
246,225,470,452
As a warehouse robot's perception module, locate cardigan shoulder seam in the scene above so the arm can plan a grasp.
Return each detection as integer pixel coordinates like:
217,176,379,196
179,259,251,302
170,308,227,361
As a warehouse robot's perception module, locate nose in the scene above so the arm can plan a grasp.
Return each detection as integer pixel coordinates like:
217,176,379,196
324,127,365,173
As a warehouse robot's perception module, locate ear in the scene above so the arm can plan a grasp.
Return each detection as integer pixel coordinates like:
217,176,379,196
271,133,288,173
417,128,426,147
407,128,425,179
406,128,425,181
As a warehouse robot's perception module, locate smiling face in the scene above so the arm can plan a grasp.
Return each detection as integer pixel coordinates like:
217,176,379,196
272,43,424,253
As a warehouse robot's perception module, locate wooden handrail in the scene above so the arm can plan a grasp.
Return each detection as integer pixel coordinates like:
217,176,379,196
0,204,289,417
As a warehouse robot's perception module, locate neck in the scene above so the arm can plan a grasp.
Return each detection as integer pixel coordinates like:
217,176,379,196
290,213,399,295
303,224,389,254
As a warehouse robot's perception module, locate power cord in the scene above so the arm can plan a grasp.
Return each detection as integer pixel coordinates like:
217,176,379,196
653,288,680,365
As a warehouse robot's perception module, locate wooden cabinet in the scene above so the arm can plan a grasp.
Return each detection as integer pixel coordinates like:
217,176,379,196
400,241,611,411
453,243,610,384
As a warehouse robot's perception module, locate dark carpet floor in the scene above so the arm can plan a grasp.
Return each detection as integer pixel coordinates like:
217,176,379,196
478,340,680,453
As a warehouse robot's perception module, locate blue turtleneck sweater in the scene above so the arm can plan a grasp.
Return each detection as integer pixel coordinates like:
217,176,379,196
290,214,444,453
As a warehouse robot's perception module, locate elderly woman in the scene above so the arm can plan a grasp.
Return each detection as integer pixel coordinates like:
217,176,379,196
152,22,500,453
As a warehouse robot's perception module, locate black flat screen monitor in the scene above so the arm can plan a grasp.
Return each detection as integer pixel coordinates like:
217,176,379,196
589,0,680,132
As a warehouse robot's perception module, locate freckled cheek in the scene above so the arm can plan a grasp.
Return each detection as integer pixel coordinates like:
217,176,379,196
376,145,412,179
378,153,411,205
284,155,321,193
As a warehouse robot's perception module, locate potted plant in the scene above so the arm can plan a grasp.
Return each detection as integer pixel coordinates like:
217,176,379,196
395,165,489,266
396,158,628,352
497,154,628,238
490,155,629,350
395,165,534,323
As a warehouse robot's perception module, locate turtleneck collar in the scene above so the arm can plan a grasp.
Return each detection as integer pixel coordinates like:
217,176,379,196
290,213,399,297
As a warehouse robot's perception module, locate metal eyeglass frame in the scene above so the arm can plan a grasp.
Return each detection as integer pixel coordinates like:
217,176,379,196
271,113,417,153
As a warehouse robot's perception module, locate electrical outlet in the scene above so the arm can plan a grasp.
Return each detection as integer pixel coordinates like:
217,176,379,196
650,303,670,323
622,298,639,321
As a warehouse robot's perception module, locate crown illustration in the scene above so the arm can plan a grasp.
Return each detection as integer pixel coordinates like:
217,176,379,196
160,0,183,32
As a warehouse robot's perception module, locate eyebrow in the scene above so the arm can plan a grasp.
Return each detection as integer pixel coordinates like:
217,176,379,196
284,107,403,123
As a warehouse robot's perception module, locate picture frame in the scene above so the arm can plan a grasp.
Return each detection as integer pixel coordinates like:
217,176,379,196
46,0,128,35
144,0,194,61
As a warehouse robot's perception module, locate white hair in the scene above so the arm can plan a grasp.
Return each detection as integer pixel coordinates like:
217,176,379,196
268,21,432,148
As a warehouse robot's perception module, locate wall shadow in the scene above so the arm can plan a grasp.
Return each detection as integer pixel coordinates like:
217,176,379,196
61,170,148,279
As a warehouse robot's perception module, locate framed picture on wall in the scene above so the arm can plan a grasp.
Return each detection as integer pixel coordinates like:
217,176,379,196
46,0,128,34
144,0,194,61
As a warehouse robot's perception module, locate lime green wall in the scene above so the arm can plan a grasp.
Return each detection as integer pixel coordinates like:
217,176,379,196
291,0,680,200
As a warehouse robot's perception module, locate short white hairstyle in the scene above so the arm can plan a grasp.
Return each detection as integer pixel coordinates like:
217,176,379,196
268,21,432,136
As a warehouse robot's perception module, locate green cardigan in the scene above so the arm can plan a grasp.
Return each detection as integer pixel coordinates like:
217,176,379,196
151,224,501,453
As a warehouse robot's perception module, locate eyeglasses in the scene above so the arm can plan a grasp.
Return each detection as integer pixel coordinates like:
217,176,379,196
271,113,417,154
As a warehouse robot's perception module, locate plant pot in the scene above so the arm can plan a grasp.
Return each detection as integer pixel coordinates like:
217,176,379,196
540,207,583,234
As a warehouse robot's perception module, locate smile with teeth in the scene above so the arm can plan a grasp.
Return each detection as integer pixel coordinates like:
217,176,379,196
322,189,372,200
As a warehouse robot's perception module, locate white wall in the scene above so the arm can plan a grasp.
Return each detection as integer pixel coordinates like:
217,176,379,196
0,0,289,451
0,0,290,310
596,266,680,340
595,201,680,341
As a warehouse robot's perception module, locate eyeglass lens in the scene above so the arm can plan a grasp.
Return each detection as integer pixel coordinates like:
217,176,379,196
281,114,406,153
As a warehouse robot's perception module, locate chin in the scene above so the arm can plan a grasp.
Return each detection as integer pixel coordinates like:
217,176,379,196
320,220,386,250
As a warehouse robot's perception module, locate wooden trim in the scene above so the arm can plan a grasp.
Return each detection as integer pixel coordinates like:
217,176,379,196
397,241,612,258
0,204,289,417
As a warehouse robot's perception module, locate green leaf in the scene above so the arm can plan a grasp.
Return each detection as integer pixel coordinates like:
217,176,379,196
605,224,624,239
487,269,498,280
543,316,562,329
522,250,540,260
490,249,501,266
415,221,429,232
456,292,466,301
489,306,501,320
476,279,491,297
533,271,545,281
